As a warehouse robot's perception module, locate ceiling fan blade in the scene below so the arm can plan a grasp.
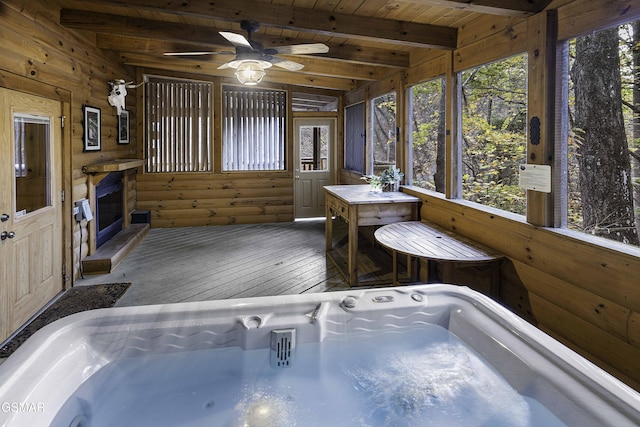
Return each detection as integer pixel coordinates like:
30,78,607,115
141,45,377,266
219,31,252,49
270,57,305,71
217,62,232,70
270,43,329,55
164,51,234,56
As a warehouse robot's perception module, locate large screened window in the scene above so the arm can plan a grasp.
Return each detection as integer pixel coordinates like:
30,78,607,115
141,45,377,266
222,86,286,171
567,21,640,246
461,54,528,215
409,77,446,193
371,92,397,175
145,76,212,173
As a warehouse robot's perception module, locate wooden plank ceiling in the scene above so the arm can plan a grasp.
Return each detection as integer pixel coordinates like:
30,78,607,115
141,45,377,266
57,0,552,91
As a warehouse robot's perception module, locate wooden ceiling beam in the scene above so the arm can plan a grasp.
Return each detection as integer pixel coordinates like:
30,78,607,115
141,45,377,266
95,33,410,68
66,0,457,49
407,0,554,17
120,53,358,91
60,9,229,45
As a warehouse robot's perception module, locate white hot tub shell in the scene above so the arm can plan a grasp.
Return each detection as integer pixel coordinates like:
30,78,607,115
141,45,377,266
0,284,639,426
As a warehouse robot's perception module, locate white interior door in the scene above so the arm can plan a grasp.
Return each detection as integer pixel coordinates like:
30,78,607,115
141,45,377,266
294,118,335,218
0,88,63,342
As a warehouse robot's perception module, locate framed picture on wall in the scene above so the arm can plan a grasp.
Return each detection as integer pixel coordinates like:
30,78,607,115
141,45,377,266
83,105,101,151
118,110,130,144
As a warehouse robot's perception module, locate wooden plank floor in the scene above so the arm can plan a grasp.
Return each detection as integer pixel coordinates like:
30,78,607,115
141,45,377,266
76,219,396,306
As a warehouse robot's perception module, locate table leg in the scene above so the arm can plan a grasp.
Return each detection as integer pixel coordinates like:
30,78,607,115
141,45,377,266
392,250,398,285
325,202,333,252
348,206,358,286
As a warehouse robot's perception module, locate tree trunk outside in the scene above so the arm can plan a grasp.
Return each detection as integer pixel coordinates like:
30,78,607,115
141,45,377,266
571,28,639,245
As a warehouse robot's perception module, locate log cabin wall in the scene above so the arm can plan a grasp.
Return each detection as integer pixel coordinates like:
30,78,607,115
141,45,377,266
136,172,294,227
135,76,296,226
0,0,138,281
340,0,640,389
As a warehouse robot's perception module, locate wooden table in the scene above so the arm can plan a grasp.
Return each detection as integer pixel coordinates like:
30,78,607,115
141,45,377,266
374,221,504,294
324,185,420,286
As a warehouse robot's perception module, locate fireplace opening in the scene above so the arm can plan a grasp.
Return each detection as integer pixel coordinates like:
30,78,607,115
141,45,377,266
95,172,124,248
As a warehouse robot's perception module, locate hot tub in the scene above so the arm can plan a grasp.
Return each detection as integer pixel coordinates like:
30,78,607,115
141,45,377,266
1,284,639,426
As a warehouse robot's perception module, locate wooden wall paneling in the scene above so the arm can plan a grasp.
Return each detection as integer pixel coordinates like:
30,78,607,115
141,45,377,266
137,176,294,191
344,85,367,107
557,0,640,41
136,172,295,227
339,169,366,185
405,51,448,87
629,311,640,347
137,186,293,203
409,48,449,70
498,259,536,321
512,259,631,342
137,196,291,209
453,20,528,73
536,322,640,391
367,72,403,100
529,293,640,387
457,14,526,48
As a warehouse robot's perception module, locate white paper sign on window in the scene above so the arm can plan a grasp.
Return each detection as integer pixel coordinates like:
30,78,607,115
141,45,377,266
518,164,551,193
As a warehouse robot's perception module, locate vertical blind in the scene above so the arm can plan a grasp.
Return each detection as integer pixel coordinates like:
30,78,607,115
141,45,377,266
222,86,286,171
145,78,212,173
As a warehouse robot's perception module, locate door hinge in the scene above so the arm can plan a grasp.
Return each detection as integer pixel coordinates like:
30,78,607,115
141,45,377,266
61,190,65,202
61,115,66,128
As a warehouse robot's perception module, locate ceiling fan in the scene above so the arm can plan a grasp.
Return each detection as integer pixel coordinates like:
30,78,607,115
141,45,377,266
164,20,329,84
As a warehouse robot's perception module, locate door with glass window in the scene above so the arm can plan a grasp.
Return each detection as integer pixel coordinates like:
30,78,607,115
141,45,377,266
294,118,335,218
0,88,62,342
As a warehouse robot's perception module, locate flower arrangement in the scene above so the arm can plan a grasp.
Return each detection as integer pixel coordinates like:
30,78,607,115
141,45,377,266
361,166,404,192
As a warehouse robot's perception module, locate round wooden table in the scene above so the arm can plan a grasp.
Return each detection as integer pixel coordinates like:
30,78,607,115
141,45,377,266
374,221,503,294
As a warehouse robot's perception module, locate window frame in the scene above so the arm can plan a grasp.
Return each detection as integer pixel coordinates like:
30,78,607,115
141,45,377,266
369,91,398,176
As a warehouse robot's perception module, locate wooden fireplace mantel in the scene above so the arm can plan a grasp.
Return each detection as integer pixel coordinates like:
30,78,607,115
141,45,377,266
84,159,144,255
82,158,144,173
82,159,144,186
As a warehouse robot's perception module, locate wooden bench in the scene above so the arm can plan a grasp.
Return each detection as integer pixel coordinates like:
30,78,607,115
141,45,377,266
374,221,504,295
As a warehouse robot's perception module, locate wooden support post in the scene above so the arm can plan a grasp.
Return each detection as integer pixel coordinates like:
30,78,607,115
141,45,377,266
526,10,558,226
445,51,462,199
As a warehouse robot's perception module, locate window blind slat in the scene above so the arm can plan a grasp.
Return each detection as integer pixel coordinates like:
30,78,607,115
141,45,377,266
145,78,212,173
222,86,286,171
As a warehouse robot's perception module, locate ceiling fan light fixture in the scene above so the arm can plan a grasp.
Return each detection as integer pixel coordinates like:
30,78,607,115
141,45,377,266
232,59,272,85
